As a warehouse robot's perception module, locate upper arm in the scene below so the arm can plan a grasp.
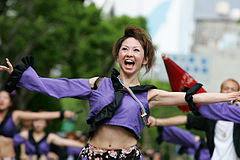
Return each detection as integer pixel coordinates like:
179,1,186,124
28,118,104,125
148,89,187,108
47,133,62,145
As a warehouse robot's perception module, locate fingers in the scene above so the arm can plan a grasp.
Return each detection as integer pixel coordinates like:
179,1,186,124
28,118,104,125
6,58,13,74
0,65,9,70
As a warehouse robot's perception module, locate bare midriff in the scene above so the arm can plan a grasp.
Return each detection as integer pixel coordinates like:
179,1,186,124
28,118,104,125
89,125,137,149
0,135,15,157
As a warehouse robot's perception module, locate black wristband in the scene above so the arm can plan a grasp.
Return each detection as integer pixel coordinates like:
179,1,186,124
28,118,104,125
60,110,65,120
184,83,203,112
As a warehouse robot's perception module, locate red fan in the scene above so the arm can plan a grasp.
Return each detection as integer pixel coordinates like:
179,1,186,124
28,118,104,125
162,54,207,111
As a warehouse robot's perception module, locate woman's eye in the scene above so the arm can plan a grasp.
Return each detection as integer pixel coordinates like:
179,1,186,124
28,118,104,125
134,48,140,52
122,47,127,50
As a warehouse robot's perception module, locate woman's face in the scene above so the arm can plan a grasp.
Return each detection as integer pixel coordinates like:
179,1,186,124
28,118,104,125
33,119,47,132
221,80,239,93
117,37,148,76
0,91,12,111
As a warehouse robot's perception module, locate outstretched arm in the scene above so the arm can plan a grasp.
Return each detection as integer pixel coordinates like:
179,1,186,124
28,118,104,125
48,133,85,148
0,57,93,99
148,89,240,108
148,115,187,127
12,110,75,125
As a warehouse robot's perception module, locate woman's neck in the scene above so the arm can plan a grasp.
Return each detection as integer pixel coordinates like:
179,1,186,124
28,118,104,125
33,131,46,142
119,71,140,87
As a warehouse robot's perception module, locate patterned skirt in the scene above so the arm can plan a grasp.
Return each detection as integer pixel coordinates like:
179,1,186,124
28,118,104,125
78,143,141,160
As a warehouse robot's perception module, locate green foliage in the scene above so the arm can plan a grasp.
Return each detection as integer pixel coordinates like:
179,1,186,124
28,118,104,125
60,98,89,133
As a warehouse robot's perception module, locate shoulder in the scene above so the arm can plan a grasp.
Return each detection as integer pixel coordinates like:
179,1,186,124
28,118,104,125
89,77,99,87
47,133,60,141
12,110,25,124
47,133,56,143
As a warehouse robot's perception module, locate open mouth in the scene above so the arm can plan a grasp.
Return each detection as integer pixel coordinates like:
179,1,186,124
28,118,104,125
124,59,135,68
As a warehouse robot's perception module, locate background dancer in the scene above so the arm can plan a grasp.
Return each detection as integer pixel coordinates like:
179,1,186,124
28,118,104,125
0,90,75,159
1,27,240,160
14,119,85,160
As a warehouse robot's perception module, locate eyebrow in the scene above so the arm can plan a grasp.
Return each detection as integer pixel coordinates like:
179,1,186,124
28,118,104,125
122,45,142,48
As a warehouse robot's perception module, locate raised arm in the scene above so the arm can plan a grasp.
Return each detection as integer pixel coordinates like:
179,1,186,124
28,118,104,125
48,133,85,148
148,89,240,108
1,57,93,99
199,102,240,123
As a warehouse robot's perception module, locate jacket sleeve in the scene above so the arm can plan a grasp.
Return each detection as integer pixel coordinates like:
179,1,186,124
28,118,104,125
17,67,92,99
13,133,25,147
199,103,240,123
161,126,199,149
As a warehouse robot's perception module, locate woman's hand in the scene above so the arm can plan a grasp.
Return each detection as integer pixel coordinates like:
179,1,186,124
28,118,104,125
147,116,157,127
0,58,13,74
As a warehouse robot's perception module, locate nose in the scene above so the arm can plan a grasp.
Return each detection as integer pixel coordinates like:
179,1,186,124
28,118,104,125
126,49,133,57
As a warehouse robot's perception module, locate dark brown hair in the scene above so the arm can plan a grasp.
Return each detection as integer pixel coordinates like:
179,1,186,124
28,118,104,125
220,78,240,91
112,27,155,73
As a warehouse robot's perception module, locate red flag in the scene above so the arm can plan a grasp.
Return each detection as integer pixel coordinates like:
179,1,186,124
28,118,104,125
162,54,207,111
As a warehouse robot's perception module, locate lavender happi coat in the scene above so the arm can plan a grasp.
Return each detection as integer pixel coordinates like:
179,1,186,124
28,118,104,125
17,66,152,139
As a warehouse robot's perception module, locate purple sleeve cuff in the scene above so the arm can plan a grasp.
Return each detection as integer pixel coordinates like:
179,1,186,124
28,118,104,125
199,103,240,123
17,67,92,99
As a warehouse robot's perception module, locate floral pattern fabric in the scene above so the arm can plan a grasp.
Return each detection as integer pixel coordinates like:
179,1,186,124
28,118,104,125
78,143,141,160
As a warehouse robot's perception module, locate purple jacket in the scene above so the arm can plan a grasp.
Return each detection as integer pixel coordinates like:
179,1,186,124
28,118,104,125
17,67,150,139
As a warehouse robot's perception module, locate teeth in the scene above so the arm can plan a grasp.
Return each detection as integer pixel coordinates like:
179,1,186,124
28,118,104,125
125,60,133,62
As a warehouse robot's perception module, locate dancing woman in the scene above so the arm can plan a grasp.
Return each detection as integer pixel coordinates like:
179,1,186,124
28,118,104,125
1,27,240,160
